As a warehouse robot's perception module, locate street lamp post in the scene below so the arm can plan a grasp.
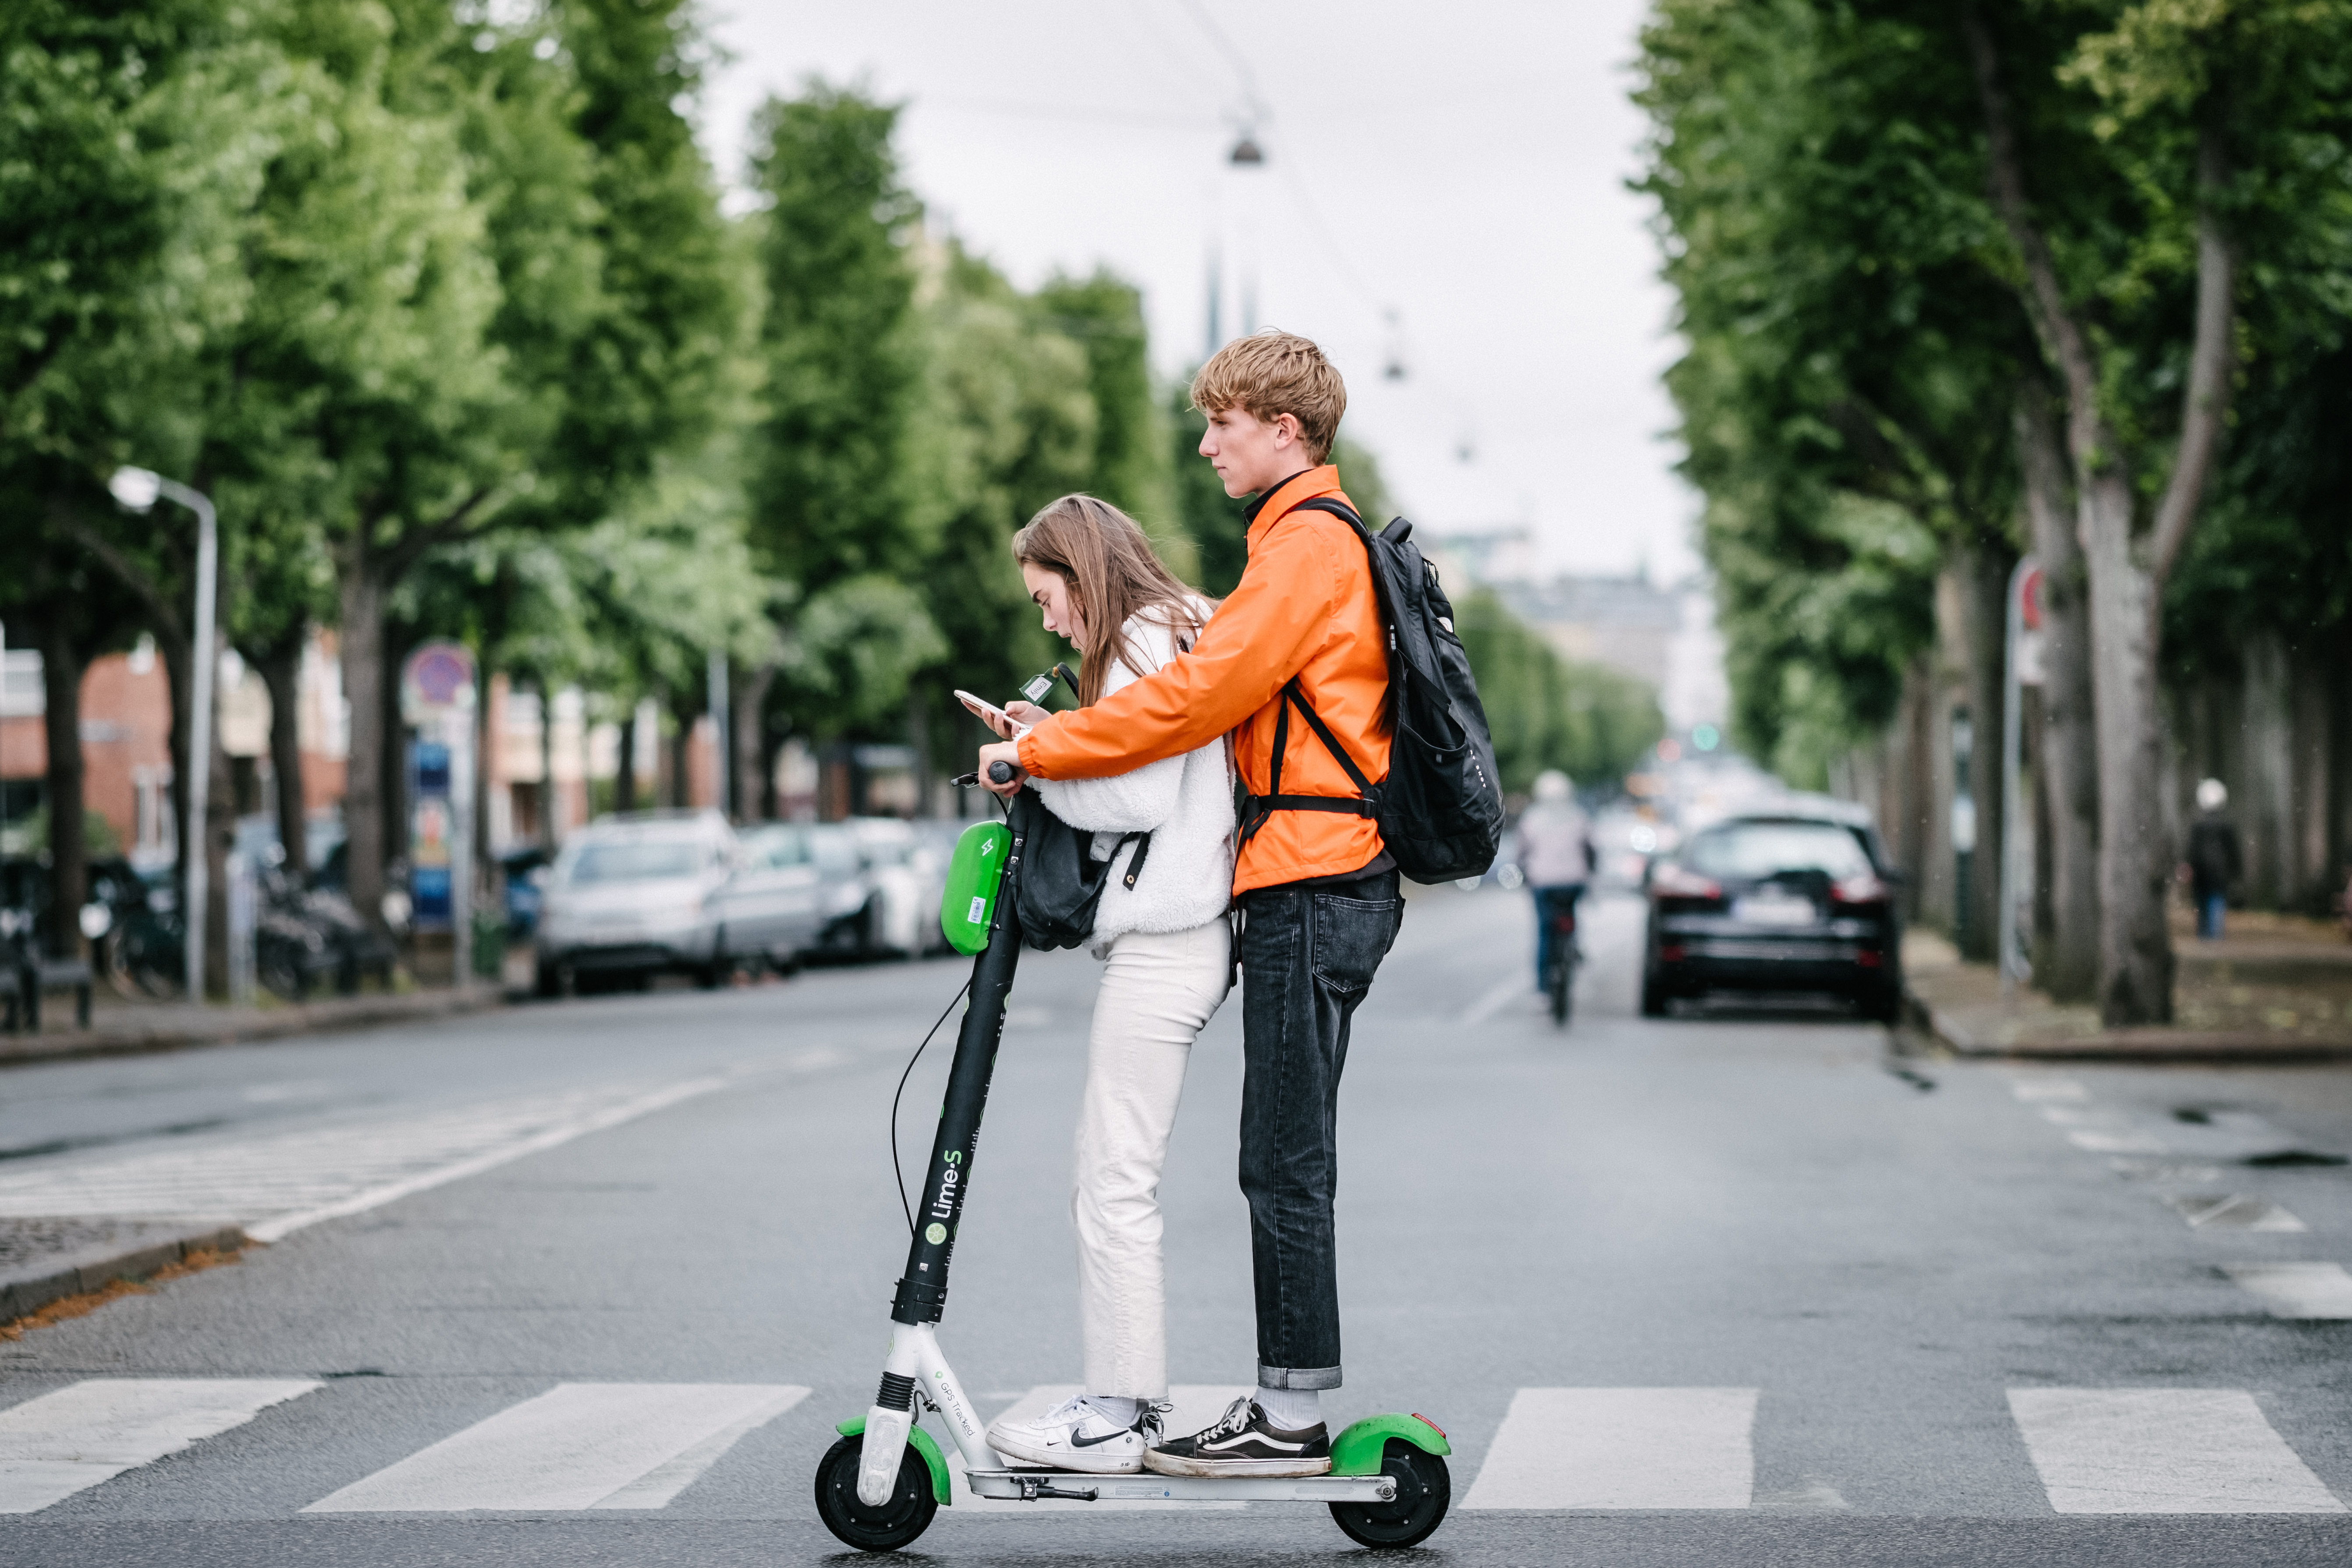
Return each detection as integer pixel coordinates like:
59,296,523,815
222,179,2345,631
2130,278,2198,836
110,466,217,1000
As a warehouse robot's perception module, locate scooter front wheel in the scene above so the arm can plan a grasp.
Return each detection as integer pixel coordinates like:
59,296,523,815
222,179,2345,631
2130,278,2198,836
813,1433,938,1551
1329,1439,1450,1548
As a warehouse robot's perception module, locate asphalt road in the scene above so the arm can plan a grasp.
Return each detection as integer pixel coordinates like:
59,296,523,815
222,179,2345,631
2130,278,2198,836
3,883,2351,1566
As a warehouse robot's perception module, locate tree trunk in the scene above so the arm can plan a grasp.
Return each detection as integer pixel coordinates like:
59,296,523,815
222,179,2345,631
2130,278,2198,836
2241,632,2295,910
2078,473,2175,1022
1964,12,2237,1024
669,705,691,809
2015,386,2100,1000
254,636,308,883
337,557,389,934
537,685,557,848
734,663,777,822
614,706,638,814
35,614,86,961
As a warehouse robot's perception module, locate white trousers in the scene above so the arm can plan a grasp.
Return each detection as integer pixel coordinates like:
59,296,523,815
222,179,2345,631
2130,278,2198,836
1072,917,1233,1398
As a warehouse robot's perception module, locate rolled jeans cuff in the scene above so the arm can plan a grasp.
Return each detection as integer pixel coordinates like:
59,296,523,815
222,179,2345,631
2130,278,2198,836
1259,1363,1342,1391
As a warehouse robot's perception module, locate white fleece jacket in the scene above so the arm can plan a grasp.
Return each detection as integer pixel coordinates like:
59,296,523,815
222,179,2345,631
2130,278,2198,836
1030,605,1235,956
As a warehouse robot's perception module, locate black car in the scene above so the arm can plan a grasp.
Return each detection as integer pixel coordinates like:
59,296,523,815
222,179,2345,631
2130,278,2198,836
1640,813,1902,1021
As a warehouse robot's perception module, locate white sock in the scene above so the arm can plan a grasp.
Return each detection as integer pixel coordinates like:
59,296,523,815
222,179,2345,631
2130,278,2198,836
1083,1394,1139,1426
1255,1386,1321,1430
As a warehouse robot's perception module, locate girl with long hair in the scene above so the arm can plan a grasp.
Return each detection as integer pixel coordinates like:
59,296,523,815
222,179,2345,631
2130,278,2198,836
971,494,1236,1475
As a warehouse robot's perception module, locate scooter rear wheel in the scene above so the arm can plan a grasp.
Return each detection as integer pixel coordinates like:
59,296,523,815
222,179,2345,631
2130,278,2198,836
814,1433,938,1552
1329,1439,1450,1548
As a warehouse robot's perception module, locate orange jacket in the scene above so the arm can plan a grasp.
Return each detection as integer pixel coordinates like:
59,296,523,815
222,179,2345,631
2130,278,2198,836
1016,465,1390,894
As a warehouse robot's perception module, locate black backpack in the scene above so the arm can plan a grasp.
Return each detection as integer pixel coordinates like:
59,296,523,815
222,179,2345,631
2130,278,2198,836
1237,497,1504,884
1008,787,1153,951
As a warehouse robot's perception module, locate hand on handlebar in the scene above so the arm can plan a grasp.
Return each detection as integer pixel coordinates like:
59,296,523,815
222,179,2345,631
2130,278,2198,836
977,741,1024,797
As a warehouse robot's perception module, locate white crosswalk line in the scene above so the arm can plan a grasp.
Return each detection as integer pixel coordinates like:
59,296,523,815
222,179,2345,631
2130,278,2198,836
302,1383,807,1512
2008,1389,2345,1513
947,1385,1252,1511
0,1078,727,1240
2224,1262,2352,1319
1462,1388,1757,1510
0,1379,319,1514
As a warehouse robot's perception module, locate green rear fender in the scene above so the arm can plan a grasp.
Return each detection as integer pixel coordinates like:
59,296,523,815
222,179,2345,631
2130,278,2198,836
1330,1412,1452,1475
836,1415,954,1506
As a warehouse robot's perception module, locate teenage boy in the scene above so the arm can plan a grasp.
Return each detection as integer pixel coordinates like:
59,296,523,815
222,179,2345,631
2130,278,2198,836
979,329,1399,1477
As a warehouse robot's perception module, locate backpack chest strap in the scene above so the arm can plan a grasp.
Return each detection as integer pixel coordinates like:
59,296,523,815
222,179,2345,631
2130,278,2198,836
1238,678,1379,845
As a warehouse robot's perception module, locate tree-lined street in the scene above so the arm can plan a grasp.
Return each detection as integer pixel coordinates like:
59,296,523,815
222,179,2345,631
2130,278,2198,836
3,892,2349,1563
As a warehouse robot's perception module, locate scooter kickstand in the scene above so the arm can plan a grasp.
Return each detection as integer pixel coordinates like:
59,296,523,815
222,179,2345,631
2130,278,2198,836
1017,1475,1099,1502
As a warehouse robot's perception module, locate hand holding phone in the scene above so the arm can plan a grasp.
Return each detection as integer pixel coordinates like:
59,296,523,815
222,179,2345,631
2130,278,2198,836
955,689,1029,740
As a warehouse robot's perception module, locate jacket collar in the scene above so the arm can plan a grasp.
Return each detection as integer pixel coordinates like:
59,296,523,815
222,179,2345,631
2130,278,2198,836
1243,465,1342,546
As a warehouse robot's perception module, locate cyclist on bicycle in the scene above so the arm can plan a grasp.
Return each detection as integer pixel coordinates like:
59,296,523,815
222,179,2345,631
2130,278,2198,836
1517,770,1592,990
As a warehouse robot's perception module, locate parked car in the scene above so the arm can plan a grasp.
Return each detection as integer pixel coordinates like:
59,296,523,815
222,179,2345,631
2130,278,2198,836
1640,812,1903,1021
706,823,844,975
534,811,736,995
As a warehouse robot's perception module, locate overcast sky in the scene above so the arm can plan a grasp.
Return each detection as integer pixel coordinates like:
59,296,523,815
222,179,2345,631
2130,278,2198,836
696,0,1700,585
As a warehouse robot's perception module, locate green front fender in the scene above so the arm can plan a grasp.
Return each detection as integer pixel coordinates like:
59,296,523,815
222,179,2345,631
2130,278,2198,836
1330,1413,1452,1476
837,1414,954,1506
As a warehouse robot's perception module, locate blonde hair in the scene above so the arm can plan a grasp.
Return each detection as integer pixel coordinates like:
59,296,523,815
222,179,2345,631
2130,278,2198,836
1189,328,1346,464
1011,496,1207,708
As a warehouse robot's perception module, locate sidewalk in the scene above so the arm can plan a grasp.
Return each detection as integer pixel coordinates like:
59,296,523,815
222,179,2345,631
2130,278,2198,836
0,985,508,1068
1903,914,2352,1062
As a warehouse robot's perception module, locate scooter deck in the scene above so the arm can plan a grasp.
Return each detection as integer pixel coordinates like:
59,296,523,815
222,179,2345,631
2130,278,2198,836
966,1468,1400,1504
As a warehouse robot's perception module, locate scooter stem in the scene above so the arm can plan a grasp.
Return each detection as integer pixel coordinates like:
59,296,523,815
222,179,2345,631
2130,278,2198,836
891,817,1025,1326
858,814,1026,1508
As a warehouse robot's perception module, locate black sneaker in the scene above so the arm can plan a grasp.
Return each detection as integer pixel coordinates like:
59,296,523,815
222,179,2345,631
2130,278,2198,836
1142,1396,1331,1478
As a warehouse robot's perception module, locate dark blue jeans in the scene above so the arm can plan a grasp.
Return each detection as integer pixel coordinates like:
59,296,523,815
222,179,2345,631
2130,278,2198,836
1236,868,1403,1391
1532,883,1584,988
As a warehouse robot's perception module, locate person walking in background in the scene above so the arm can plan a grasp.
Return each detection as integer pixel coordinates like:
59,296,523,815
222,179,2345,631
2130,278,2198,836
1517,770,1592,989
2186,778,2242,941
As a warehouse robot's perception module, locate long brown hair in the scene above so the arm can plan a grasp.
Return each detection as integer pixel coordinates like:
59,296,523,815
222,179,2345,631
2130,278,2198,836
1011,495,1208,707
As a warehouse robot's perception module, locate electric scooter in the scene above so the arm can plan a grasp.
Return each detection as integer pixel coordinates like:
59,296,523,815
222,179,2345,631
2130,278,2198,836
813,771,1454,1551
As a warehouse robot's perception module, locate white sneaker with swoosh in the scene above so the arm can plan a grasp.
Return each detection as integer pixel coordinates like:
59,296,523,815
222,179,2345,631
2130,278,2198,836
986,1395,1161,1474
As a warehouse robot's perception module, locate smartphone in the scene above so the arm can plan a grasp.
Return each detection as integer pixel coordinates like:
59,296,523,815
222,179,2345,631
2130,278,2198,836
955,689,1030,737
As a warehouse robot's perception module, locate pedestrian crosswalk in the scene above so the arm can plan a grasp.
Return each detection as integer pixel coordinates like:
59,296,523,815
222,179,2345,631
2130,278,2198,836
0,1376,2341,1516
0,1378,319,1513
1463,1388,1758,1509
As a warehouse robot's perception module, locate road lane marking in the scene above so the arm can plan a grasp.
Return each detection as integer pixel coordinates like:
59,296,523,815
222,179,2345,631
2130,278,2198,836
950,1385,1251,1511
303,1383,806,1512
2008,1077,2088,1102
0,1077,728,1241
2223,1263,2352,1320
2008,1389,2344,1514
2164,1194,2305,1232
1462,1388,1757,1510
1460,975,1529,1026
0,1379,319,1514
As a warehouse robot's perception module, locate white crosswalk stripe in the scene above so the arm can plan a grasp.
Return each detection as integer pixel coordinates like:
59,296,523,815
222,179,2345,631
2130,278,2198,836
2008,1389,2345,1514
0,1078,727,1241
948,1385,1253,1511
0,1379,319,1514
304,1383,808,1512
1462,1387,1757,1509
2224,1262,2352,1320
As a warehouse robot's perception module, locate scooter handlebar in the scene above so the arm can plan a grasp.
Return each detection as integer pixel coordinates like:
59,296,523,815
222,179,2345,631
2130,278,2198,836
987,761,1016,784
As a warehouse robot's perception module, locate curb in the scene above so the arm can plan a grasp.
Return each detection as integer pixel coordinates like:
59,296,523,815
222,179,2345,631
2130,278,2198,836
1903,986,2352,1064
0,1223,250,1326
0,989,508,1069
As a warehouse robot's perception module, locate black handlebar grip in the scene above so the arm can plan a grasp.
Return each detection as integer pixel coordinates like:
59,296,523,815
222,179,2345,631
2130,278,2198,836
988,761,1016,784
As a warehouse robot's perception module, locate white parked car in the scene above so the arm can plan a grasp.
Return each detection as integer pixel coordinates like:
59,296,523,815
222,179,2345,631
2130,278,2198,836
534,811,737,995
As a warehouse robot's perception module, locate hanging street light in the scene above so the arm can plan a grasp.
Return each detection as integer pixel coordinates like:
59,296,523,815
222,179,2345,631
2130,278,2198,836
109,465,217,1001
